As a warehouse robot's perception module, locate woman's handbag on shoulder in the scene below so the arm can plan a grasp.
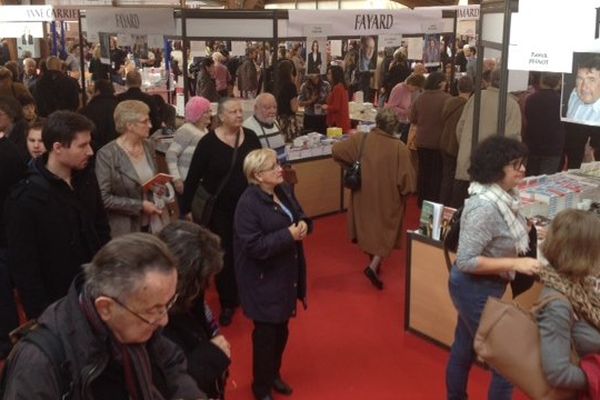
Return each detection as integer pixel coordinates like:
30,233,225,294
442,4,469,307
474,295,579,400
343,133,367,191
191,130,240,226
191,184,216,226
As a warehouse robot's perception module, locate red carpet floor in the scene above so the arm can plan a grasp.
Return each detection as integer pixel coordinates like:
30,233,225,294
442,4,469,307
209,195,528,400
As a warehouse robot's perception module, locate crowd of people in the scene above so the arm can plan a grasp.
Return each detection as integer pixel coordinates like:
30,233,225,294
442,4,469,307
1,35,600,400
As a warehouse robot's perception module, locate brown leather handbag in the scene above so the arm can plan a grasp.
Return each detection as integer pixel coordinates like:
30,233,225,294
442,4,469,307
474,295,579,400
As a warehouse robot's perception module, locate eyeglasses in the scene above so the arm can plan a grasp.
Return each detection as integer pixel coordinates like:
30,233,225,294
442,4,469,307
106,292,179,326
509,158,527,170
260,161,282,173
136,118,150,125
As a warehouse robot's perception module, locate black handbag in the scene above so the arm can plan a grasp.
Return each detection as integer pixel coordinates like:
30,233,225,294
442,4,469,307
343,133,367,191
191,130,240,225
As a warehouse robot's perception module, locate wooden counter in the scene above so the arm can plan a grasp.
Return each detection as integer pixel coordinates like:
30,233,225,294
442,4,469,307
291,155,345,218
404,232,542,349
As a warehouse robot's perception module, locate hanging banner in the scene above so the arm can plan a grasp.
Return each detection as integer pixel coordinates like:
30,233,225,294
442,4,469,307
560,51,600,127
287,9,444,37
508,0,600,73
379,34,403,48
85,8,175,42
0,22,44,40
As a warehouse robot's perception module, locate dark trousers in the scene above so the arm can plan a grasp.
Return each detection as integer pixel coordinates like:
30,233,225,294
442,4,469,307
303,114,327,135
0,248,19,358
440,153,457,206
210,209,239,310
252,320,289,398
417,148,443,206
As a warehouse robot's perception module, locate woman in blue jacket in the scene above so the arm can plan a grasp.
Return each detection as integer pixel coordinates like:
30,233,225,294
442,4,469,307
234,148,312,400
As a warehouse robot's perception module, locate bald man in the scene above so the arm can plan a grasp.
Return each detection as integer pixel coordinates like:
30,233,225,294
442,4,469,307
116,69,161,132
243,93,287,161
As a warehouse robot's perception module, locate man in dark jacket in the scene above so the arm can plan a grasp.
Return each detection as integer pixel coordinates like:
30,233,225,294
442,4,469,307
4,111,110,319
0,134,26,358
116,69,161,133
31,56,80,117
80,79,118,151
2,233,207,399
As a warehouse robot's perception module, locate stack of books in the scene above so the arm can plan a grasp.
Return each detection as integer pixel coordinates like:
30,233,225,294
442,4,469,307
419,201,456,241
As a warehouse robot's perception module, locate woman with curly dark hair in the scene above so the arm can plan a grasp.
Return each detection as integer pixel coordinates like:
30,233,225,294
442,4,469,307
273,60,299,141
445,135,542,400
159,221,231,399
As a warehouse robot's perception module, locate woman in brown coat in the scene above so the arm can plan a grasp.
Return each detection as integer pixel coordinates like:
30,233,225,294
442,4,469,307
332,109,416,289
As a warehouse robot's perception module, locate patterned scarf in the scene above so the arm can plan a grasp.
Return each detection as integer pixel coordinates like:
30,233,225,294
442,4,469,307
79,291,165,400
538,265,600,331
468,182,530,254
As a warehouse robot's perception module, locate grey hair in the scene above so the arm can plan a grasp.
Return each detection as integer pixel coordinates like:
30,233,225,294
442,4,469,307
375,108,400,134
158,221,224,312
113,100,150,134
217,97,240,121
84,233,175,300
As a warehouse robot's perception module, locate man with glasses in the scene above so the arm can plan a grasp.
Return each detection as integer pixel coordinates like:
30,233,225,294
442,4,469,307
5,111,111,320
2,233,207,399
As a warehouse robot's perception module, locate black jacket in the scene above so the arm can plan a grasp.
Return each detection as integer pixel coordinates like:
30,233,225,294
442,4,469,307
0,137,26,247
116,87,161,133
163,299,230,399
4,156,111,318
234,184,312,323
80,93,119,151
32,70,80,117
2,276,205,399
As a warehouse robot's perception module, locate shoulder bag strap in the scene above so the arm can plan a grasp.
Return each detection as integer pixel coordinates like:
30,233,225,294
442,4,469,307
213,129,241,199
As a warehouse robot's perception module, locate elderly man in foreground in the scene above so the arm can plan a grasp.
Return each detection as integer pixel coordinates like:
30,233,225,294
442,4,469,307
2,233,206,400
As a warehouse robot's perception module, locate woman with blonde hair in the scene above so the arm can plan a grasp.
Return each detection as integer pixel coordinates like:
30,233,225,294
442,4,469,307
234,148,311,400
96,100,163,236
537,209,600,395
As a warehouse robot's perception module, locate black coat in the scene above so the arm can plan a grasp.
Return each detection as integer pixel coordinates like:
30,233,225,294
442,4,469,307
4,156,111,318
0,137,26,247
116,87,161,133
2,276,204,399
79,94,119,151
32,70,80,117
234,184,312,323
163,299,230,399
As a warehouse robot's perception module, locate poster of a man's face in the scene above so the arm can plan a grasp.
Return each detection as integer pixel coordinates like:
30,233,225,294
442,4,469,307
562,52,600,127
358,36,377,72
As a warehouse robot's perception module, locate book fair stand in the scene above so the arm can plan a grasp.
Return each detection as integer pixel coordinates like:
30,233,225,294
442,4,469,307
404,0,600,349
169,7,459,217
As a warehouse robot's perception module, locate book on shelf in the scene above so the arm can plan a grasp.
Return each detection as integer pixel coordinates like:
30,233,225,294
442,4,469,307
143,173,174,191
419,200,444,240
441,206,457,240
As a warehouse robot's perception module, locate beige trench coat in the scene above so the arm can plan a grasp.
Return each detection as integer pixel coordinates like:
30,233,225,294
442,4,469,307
332,128,417,258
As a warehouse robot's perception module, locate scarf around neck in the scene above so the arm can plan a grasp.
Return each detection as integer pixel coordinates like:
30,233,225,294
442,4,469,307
79,291,164,400
468,182,529,255
539,265,600,331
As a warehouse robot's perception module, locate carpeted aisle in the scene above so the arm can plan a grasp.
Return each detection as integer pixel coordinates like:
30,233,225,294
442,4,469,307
212,195,527,399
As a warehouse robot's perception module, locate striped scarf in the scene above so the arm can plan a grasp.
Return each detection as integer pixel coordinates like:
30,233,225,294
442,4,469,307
468,182,530,255
79,291,164,400
538,265,600,330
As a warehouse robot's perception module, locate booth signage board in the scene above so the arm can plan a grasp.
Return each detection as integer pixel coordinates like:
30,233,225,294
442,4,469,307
85,8,175,42
508,0,600,73
0,22,44,39
0,5,79,22
303,24,331,37
287,9,444,36
379,34,403,48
